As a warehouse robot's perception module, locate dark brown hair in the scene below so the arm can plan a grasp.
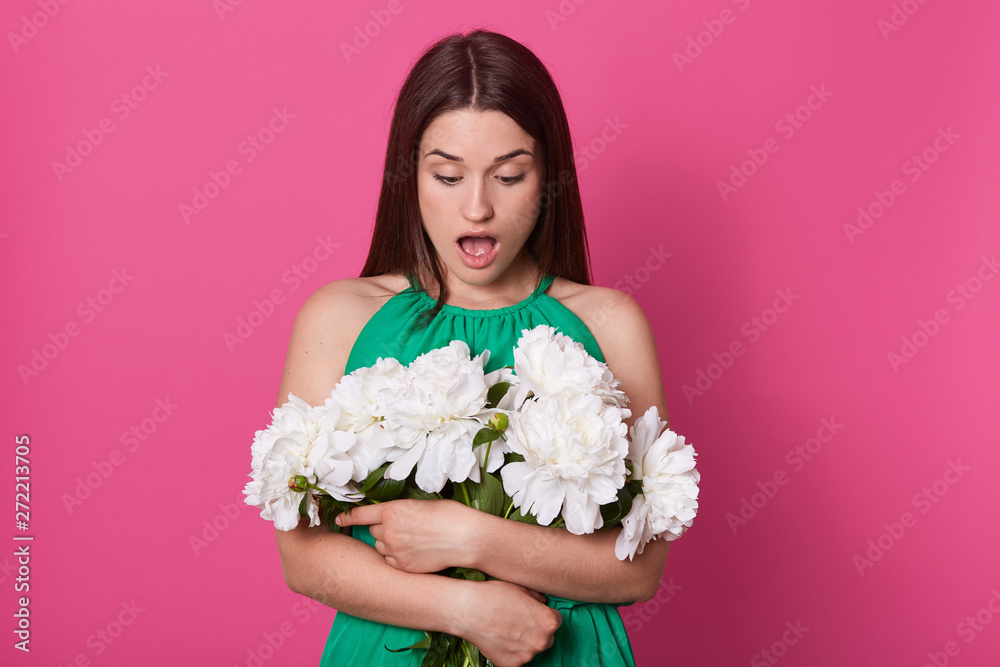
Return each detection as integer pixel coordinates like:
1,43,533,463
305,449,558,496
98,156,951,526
359,29,591,320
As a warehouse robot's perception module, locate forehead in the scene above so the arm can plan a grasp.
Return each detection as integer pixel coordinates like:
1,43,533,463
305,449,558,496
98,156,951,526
419,109,536,159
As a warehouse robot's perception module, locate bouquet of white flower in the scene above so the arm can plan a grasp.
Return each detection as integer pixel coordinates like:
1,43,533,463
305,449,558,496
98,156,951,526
244,325,699,666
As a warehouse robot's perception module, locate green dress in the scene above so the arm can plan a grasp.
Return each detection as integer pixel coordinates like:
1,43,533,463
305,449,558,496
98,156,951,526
319,274,636,667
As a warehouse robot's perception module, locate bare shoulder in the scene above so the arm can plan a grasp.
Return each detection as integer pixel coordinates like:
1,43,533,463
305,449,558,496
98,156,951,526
546,277,653,353
547,276,667,422
275,274,409,408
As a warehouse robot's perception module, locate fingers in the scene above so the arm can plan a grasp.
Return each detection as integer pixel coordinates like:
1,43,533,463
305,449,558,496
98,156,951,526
335,504,382,527
514,584,548,605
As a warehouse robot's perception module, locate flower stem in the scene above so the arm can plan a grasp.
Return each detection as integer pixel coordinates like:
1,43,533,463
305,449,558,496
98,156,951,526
459,482,472,507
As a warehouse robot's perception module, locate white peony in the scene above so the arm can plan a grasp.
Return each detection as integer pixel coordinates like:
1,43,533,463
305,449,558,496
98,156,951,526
317,357,413,482
501,390,629,535
244,394,361,531
511,325,630,415
385,341,505,493
615,406,700,560
245,394,316,506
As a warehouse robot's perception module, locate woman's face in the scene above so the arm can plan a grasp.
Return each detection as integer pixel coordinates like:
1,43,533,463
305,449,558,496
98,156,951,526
416,108,543,289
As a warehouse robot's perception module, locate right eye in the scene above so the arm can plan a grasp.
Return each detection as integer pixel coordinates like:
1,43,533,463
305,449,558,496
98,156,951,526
433,174,461,185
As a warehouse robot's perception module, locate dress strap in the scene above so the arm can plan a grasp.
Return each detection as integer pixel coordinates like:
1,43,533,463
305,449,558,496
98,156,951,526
532,273,555,296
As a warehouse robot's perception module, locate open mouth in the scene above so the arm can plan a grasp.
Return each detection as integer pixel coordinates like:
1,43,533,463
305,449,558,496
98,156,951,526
456,235,499,268
458,236,496,257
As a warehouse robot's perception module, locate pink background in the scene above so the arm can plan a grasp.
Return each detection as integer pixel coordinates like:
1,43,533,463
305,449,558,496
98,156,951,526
3,1,999,665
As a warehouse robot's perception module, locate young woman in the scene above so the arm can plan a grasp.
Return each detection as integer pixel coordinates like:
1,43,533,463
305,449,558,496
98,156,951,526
273,30,670,667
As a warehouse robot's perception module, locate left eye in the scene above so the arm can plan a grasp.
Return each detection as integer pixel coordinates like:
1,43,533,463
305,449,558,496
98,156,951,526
432,174,527,187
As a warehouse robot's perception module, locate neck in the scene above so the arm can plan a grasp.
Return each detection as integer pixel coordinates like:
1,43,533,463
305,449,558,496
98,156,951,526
424,253,543,310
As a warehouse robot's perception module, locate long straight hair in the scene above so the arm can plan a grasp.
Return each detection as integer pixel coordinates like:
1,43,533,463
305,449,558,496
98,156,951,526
360,30,591,321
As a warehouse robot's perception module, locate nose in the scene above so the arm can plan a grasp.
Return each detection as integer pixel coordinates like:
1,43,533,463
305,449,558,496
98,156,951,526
461,178,493,222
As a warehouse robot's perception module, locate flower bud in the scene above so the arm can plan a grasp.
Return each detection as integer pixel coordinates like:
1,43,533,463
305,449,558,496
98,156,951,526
288,475,310,492
489,412,509,432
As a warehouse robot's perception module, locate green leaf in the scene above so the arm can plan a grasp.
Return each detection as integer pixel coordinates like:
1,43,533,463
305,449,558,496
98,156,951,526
486,381,511,408
600,490,634,526
297,493,308,520
508,506,539,525
317,501,342,533
506,452,525,464
361,463,391,493
319,494,357,513
466,473,504,516
386,633,432,653
452,567,487,582
421,631,459,667
460,638,482,665
365,474,405,502
403,486,439,501
472,427,500,449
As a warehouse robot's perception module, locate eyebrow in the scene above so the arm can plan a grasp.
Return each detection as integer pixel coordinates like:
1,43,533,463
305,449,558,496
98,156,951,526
424,148,534,163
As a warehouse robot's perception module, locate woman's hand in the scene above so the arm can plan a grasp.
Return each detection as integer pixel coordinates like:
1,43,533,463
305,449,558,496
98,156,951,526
454,580,563,667
336,499,483,573
337,500,562,665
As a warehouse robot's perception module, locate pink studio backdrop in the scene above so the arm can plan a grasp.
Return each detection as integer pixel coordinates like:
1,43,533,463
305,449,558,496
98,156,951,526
2,1,998,665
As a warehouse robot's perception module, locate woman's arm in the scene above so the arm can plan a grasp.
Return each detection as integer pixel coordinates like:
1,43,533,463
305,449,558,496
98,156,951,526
338,287,672,603
277,521,562,664
270,280,562,664
337,499,667,603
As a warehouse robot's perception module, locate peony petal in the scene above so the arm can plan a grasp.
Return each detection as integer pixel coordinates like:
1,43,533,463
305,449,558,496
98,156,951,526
385,437,425,482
